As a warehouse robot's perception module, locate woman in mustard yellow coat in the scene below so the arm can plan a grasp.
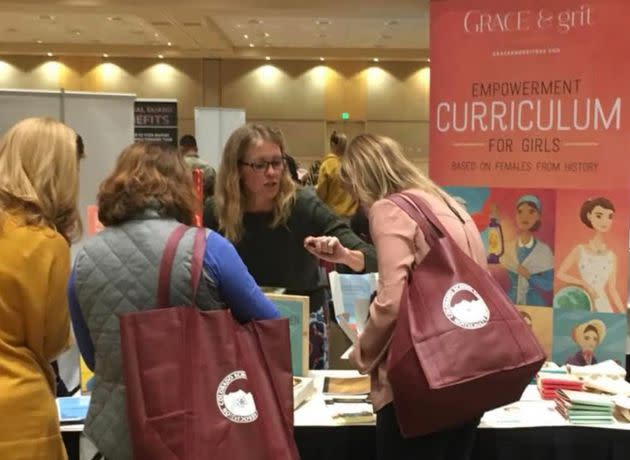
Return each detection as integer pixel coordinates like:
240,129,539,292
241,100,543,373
316,131,358,218
0,118,81,460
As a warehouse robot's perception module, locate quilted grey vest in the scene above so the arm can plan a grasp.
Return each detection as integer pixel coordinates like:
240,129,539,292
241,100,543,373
74,212,224,460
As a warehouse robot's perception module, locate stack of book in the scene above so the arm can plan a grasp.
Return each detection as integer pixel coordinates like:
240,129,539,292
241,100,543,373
555,390,615,425
322,375,375,425
537,374,584,400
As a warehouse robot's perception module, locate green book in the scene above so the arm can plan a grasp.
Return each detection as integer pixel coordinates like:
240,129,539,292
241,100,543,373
266,294,309,377
556,390,615,409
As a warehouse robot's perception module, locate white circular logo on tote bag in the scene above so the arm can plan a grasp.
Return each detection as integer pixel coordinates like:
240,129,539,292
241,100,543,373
442,283,490,329
216,370,258,423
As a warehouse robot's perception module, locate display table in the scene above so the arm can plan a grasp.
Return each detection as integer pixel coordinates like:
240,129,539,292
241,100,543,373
62,370,630,460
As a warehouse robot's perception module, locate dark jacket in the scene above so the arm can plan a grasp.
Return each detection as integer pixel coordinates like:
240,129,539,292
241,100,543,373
204,187,377,311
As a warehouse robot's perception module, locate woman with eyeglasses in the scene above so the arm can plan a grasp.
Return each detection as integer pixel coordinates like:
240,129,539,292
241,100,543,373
204,123,377,369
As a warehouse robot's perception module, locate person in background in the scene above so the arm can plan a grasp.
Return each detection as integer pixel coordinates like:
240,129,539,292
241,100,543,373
284,153,300,183
0,117,81,460
341,134,486,460
316,131,358,219
350,206,372,244
68,142,279,460
205,123,377,369
179,134,217,198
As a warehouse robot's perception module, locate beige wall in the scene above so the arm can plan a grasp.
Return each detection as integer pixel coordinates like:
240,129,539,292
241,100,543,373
0,55,430,172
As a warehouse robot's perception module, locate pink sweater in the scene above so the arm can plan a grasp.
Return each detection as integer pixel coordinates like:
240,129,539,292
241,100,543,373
349,188,487,411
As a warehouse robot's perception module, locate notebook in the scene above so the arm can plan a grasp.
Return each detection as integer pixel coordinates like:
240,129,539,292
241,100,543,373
57,396,90,423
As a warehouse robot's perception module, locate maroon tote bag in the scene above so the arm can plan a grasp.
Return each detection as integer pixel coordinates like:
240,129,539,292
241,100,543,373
119,225,299,459
386,193,545,437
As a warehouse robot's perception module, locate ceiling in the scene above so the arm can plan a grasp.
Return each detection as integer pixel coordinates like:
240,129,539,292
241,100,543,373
0,0,430,60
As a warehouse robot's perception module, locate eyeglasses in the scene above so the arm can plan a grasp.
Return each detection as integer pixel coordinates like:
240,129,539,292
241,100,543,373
239,156,286,172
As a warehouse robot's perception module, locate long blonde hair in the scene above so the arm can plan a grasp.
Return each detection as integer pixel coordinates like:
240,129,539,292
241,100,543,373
215,123,296,242
0,117,81,242
340,133,447,208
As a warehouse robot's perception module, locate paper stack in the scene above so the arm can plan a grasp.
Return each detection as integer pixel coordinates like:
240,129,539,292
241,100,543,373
326,399,375,425
567,360,627,381
537,374,583,400
555,389,615,425
614,395,630,423
292,377,316,410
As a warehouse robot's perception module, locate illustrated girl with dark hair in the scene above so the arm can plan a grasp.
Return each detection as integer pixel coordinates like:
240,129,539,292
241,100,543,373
557,197,623,313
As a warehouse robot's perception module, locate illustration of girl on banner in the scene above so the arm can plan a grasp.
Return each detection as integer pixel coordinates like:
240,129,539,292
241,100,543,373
500,195,554,306
565,319,606,366
557,197,624,313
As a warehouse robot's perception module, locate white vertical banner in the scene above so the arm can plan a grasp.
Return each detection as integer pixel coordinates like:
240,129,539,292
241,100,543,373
194,107,246,169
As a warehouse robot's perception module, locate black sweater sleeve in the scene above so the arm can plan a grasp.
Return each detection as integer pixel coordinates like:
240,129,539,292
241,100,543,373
294,188,378,273
203,198,220,231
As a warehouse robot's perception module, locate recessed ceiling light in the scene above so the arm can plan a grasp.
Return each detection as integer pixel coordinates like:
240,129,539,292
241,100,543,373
107,16,122,22
320,57,325,61
154,33,159,37
265,56,270,61
316,19,331,26
373,58,379,62
167,42,172,46
235,23,242,28
158,54,164,59
73,30,81,36
47,52,53,57
102,53,109,58
249,43,254,48
36,39,43,44
264,32,270,37
243,34,248,39
427,58,431,62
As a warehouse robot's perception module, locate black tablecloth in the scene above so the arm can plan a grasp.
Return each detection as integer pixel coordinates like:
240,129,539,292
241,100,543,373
63,423,630,460
295,425,630,460
64,355,630,459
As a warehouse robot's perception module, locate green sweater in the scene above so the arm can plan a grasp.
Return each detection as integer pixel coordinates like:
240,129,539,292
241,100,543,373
204,187,377,311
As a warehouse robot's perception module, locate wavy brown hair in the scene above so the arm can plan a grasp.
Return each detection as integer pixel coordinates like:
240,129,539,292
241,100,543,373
215,123,296,242
0,117,81,242
98,142,197,226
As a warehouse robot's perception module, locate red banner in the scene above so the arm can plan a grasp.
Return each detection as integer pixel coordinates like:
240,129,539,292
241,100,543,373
430,0,630,189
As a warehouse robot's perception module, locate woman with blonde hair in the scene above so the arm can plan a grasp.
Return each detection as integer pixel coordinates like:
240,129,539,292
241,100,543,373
316,131,358,218
205,123,377,369
0,117,81,460
68,142,278,459
341,134,487,460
